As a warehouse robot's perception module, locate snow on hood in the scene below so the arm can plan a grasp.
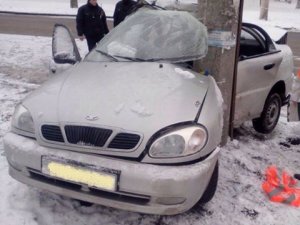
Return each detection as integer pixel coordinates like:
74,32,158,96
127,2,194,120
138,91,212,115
23,62,210,137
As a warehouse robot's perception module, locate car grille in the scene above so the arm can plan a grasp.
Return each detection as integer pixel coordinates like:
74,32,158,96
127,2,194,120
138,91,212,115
108,133,141,150
41,124,141,150
41,125,64,142
65,125,113,147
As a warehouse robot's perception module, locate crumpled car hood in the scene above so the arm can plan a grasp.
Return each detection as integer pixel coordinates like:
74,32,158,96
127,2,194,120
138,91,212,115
24,62,210,155
58,62,208,129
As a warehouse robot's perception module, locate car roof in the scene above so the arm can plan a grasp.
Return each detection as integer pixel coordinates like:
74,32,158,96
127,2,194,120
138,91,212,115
242,21,287,43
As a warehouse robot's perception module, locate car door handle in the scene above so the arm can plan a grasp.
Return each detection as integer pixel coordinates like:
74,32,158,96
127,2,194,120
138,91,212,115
264,63,275,70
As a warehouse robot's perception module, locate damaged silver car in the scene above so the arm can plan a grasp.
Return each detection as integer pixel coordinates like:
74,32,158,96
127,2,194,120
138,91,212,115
3,9,223,215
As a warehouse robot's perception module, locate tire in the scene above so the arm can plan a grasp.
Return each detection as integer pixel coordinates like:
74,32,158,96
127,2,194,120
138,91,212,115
198,161,219,204
252,92,282,134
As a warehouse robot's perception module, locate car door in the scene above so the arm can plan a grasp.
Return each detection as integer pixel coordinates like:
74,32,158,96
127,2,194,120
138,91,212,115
52,24,81,64
234,24,283,125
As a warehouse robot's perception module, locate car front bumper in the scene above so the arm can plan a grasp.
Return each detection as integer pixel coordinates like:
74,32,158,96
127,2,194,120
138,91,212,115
3,132,220,215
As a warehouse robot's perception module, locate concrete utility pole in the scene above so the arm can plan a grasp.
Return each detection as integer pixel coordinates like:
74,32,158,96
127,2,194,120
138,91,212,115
260,0,270,20
70,0,78,8
196,0,243,145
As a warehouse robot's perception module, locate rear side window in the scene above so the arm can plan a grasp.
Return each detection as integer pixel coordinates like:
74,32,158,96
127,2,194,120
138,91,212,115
239,28,266,57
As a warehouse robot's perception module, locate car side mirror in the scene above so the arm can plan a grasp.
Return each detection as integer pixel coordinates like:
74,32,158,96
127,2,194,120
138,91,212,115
52,24,81,65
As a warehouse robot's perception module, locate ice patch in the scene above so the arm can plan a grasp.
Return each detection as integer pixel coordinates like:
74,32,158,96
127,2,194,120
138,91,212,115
114,103,125,114
38,112,44,118
174,68,195,79
130,100,152,117
232,139,240,149
107,41,136,58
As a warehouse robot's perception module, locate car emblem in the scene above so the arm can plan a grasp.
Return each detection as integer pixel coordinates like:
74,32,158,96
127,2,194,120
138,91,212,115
85,116,99,121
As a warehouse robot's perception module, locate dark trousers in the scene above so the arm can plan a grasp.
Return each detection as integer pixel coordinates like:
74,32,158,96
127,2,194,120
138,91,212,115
86,35,102,51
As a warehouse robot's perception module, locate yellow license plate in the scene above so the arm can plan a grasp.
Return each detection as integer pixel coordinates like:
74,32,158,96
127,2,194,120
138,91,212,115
42,158,118,192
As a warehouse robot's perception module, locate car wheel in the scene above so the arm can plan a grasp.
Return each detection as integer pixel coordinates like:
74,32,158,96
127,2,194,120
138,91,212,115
252,92,282,134
198,161,219,204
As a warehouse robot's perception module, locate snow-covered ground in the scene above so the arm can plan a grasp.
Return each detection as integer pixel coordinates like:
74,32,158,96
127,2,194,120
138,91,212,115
0,34,88,84
243,0,300,30
0,32,300,224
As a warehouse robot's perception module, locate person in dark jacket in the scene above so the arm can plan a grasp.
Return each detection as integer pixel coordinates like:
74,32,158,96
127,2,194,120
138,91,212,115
113,0,137,27
76,0,109,51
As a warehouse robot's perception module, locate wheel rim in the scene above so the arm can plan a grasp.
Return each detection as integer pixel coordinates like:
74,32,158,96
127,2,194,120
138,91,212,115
265,98,280,128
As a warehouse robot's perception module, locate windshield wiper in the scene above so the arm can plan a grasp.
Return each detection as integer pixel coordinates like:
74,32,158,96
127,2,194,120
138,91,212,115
96,50,119,62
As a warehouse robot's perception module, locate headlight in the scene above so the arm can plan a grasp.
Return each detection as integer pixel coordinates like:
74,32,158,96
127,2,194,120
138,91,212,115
11,104,35,135
149,125,208,158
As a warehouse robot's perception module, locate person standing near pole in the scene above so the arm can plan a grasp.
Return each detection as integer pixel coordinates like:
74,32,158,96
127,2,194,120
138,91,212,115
76,0,109,51
113,0,137,27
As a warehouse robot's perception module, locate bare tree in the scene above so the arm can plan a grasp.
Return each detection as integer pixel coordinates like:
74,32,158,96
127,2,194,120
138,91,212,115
70,0,78,8
297,0,300,9
259,0,270,20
